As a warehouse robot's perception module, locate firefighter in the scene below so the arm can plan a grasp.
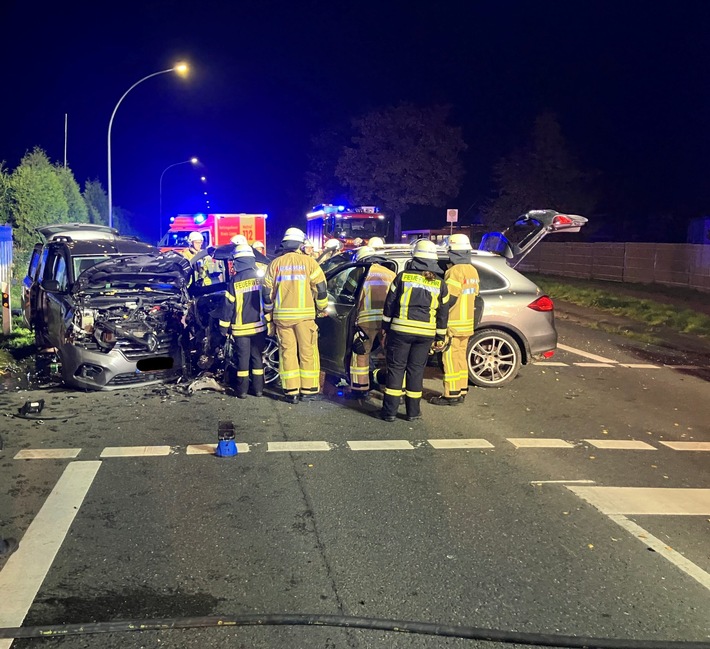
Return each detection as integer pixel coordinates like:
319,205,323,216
182,231,212,286
347,246,396,399
380,240,449,422
368,237,385,249
219,244,267,398
251,240,270,275
263,227,328,404
430,233,480,406
316,238,343,264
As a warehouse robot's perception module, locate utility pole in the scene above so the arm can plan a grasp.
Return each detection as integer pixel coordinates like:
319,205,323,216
64,114,68,168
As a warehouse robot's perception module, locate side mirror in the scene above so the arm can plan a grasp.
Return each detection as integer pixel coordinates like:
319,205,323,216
42,279,62,292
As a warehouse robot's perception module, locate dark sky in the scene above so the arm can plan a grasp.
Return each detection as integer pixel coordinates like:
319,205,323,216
2,1,710,243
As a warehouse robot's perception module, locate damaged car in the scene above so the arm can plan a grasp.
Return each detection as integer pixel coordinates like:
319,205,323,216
22,224,192,390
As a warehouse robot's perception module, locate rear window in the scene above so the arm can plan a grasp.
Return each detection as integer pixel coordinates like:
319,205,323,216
473,264,508,291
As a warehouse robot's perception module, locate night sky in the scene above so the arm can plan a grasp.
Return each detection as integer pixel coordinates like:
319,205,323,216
2,1,709,244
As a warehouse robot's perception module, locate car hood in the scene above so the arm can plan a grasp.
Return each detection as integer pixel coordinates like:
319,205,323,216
72,252,191,293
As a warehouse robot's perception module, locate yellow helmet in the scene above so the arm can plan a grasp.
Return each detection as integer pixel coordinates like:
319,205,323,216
448,233,472,251
412,239,438,260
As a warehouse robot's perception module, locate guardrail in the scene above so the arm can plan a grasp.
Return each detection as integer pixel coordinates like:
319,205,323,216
517,242,710,293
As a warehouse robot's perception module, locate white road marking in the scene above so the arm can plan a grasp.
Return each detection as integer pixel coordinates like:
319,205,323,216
619,363,661,369
507,438,574,449
531,479,596,485
568,486,710,515
0,461,101,649
100,446,172,458
532,361,569,367
664,364,706,370
14,449,81,460
573,362,616,368
557,343,618,363
267,441,331,452
428,439,494,449
660,441,710,451
348,440,414,451
585,439,657,450
185,443,250,454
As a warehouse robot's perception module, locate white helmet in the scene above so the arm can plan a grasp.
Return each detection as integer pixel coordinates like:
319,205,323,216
301,238,314,251
354,246,376,262
324,238,342,250
412,239,438,260
448,233,472,251
283,227,306,244
233,243,255,258
252,240,265,251
353,237,364,247
230,234,248,246
368,237,385,248
188,231,203,243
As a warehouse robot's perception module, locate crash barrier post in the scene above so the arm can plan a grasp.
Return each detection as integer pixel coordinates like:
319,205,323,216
216,420,237,457
0,225,11,335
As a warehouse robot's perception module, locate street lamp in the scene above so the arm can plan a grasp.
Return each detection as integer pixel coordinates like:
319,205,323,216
107,62,190,228
159,157,198,240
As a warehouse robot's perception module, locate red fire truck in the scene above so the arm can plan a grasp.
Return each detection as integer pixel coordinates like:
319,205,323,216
159,213,267,251
306,204,389,251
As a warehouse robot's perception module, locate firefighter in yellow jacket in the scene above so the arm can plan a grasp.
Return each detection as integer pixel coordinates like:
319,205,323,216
347,246,396,399
263,227,328,404
219,244,267,399
182,231,214,286
380,240,449,422
430,233,480,405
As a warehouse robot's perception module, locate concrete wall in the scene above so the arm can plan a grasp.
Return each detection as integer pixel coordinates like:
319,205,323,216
518,242,710,293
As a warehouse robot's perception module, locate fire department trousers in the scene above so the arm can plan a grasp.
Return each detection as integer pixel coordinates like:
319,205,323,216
442,333,471,398
275,319,320,396
349,322,382,393
381,331,432,419
230,331,266,397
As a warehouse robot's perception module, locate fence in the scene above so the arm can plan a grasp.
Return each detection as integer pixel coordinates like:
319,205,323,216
0,225,12,334
518,242,710,293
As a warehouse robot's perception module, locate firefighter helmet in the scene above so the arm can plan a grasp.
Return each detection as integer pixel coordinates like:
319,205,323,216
233,243,254,258
230,234,248,246
448,233,472,251
252,240,265,251
324,238,342,250
283,227,306,243
412,239,438,260
354,246,376,261
188,231,203,243
368,237,385,248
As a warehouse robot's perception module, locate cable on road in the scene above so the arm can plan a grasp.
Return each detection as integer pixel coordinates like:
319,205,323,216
0,613,709,648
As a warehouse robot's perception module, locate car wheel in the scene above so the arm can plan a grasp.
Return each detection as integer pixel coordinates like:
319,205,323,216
467,329,522,387
262,336,280,385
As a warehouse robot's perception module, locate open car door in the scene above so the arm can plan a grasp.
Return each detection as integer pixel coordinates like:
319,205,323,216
479,209,588,268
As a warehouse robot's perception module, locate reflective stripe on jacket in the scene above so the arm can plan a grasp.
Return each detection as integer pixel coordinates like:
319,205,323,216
356,263,396,325
382,270,449,338
219,270,266,336
262,251,328,323
445,263,480,335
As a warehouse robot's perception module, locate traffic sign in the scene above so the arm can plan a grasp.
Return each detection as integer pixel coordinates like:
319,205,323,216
446,209,458,223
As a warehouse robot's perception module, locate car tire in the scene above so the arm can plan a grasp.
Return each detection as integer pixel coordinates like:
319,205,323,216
262,336,280,385
467,329,522,388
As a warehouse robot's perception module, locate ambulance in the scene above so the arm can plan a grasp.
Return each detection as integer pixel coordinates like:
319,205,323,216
159,213,267,251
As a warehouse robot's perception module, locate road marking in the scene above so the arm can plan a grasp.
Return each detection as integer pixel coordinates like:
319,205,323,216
568,486,710,515
348,440,414,451
532,361,569,367
267,441,331,452
557,343,618,363
573,362,616,368
185,443,250,454
0,461,101,649
507,438,574,449
585,439,657,450
660,441,710,451
428,439,494,450
14,449,81,460
100,446,172,458
531,479,596,485
619,363,661,369
664,364,707,370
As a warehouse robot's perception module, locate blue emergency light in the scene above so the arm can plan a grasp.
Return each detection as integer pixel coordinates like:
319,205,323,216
193,214,207,224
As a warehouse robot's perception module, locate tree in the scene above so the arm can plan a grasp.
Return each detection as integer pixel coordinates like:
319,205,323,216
305,122,350,207
54,165,89,223
0,162,12,225
10,148,68,251
84,178,108,226
335,103,467,240
484,112,598,230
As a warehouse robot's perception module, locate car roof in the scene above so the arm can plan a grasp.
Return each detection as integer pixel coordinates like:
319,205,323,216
38,223,120,240
50,237,157,256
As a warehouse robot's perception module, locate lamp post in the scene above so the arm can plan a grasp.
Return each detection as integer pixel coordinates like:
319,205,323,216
159,157,198,241
107,63,189,229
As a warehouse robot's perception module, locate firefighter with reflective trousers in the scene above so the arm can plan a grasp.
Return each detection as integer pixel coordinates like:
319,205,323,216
219,243,267,398
347,246,396,399
263,228,328,404
379,240,449,422
430,233,480,406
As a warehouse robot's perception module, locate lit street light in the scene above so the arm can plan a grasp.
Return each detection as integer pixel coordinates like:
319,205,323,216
107,62,189,228
159,157,199,240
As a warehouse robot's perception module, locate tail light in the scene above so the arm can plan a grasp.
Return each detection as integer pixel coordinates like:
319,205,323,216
552,215,574,226
528,295,554,312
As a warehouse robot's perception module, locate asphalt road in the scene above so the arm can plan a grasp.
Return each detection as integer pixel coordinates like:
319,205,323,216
0,320,709,649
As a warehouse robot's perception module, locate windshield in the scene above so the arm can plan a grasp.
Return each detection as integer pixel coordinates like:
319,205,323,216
72,255,111,280
330,217,388,240
160,230,207,248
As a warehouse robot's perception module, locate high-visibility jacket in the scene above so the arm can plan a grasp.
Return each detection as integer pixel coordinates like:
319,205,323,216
355,263,396,326
219,268,266,337
382,269,449,338
262,251,328,323
445,263,480,336
182,247,212,286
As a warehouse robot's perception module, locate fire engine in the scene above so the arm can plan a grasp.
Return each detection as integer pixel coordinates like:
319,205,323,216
306,204,389,251
159,213,267,251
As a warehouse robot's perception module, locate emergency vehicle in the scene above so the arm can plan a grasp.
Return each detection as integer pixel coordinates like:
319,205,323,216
306,204,389,251
159,213,267,251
